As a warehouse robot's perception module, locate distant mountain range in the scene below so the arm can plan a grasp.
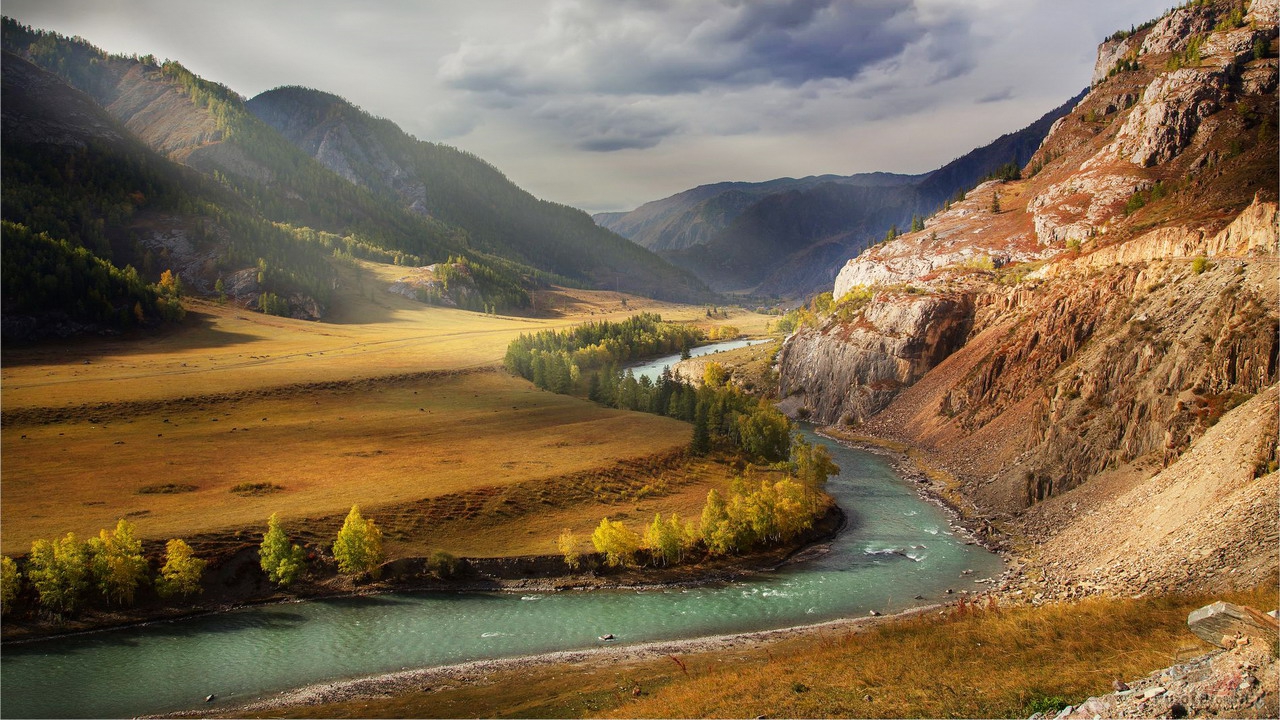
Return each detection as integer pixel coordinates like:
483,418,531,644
1,18,709,336
595,92,1086,297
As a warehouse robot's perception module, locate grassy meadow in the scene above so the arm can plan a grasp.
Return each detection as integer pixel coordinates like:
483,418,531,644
1,265,773,557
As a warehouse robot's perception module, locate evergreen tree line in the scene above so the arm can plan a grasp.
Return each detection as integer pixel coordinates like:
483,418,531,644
504,313,705,377
504,314,796,463
1,221,184,326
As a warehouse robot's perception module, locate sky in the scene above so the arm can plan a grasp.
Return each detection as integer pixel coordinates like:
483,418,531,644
5,0,1179,213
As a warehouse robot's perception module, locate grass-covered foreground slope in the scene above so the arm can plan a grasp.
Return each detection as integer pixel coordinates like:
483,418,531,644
248,582,1277,719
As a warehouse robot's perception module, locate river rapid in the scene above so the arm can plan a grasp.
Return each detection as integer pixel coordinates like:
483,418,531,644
1,342,1002,718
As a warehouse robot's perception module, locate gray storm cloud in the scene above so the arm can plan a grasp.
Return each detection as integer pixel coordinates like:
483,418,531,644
438,0,977,152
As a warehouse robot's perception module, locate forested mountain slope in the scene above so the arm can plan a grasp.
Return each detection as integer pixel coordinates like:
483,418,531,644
776,0,1278,596
246,87,710,302
1,50,342,334
0,18,709,338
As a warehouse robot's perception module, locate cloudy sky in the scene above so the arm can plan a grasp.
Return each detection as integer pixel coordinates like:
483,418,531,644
6,0,1177,213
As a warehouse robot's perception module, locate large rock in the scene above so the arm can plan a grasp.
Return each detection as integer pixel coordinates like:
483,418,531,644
1140,5,1215,56
1093,36,1138,86
1188,601,1280,650
1112,67,1227,167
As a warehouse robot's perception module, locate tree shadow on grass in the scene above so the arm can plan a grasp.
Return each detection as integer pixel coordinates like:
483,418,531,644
0,308,264,366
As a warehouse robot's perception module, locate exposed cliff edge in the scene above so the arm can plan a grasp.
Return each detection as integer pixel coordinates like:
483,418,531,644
778,0,1278,596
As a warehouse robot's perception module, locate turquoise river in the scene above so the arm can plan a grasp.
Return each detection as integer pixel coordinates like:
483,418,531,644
0,344,1002,718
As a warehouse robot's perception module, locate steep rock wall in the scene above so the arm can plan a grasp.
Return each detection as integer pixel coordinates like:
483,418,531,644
776,293,974,425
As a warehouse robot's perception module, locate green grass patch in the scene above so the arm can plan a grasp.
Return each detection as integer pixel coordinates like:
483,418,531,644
230,482,285,496
137,483,198,495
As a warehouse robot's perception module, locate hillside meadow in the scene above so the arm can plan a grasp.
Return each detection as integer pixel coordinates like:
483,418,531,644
1,273,774,557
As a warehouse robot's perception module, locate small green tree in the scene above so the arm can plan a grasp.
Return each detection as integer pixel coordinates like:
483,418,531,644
991,192,1001,214
644,513,682,566
332,505,385,577
591,518,642,568
791,435,840,492
259,513,307,586
88,519,148,606
28,533,90,615
157,539,206,598
690,400,712,456
699,489,732,554
557,529,583,570
1,555,20,613
702,362,729,388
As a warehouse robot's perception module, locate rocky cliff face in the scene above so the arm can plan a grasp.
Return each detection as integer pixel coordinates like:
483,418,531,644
778,0,1277,594
777,292,974,425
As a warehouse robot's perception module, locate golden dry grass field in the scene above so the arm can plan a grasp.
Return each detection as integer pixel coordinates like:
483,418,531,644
1,263,774,557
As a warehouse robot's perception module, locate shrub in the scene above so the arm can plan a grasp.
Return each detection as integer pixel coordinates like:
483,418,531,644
429,551,460,578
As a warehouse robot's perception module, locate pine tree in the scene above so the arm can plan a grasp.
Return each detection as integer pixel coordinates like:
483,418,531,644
690,400,712,455
991,192,1001,214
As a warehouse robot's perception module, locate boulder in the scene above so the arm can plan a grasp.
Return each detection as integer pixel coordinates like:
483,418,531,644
1187,601,1279,652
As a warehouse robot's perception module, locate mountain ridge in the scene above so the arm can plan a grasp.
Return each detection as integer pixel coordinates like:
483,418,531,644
0,18,712,336
595,93,1084,297
246,85,710,302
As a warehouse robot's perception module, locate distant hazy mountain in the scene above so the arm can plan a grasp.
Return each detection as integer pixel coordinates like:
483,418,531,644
596,92,1085,296
595,173,921,254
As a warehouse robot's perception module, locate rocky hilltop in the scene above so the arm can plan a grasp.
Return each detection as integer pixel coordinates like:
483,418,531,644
777,0,1278,595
